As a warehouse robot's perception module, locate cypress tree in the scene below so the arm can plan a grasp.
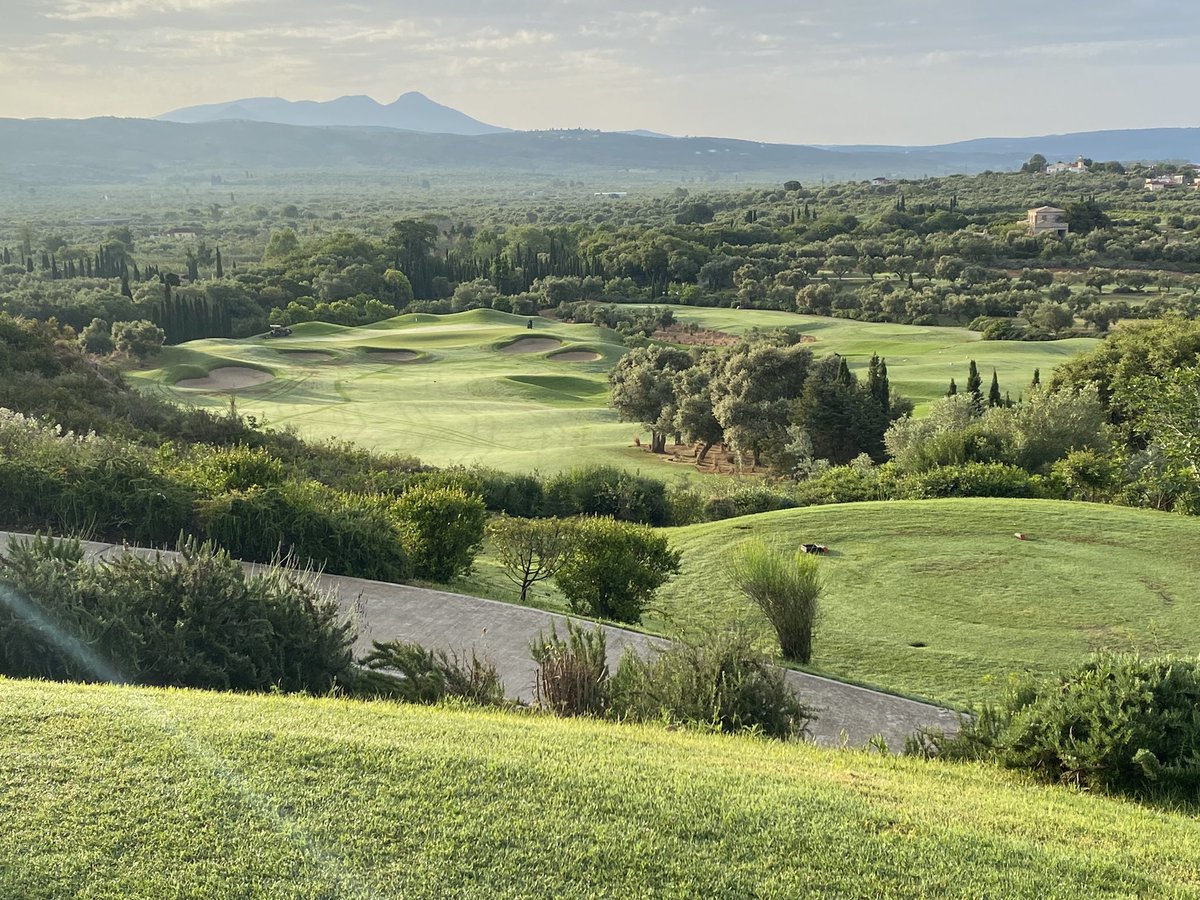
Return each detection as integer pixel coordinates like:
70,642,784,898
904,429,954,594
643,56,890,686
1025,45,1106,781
215,247,224,279
966,360,982,407
947,377,958,396
1032,367,1041,388
988,369,1002,408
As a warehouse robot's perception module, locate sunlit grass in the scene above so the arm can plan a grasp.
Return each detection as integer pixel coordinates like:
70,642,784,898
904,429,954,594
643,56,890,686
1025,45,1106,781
2,677,1200,898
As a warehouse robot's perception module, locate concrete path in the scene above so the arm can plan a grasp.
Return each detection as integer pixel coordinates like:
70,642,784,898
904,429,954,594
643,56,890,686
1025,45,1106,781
0,532,961,749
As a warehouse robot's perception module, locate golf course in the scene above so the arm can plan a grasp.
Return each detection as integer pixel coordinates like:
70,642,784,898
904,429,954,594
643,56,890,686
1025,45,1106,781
133,307,1099,473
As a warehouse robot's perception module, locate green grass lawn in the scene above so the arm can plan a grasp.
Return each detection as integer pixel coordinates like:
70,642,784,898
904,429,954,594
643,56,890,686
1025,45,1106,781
3,678,1200,899
653,498,1200,707
131,308,1097,474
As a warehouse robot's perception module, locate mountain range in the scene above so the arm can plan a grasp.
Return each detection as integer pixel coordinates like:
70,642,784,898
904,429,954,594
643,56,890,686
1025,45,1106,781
0,92,1196,186
159,92,507,136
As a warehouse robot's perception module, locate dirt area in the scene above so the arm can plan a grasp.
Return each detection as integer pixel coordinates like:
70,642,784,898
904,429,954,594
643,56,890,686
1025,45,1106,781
365,350,420,362
551,350,602,362
501,338,562,354
177,367,274,391
633,438,765,476
651,324,739,347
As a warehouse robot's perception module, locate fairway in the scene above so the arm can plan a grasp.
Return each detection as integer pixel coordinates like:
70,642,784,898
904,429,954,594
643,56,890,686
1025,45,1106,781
133,309,638,474
134,308,1098,472
4,678,1200,899
657,498,1200,706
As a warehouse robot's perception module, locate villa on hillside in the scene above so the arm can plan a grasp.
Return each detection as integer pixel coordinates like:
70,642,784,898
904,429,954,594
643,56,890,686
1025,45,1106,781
1028,206,1069,237
1145,175,1187,191
1044,157,1088,175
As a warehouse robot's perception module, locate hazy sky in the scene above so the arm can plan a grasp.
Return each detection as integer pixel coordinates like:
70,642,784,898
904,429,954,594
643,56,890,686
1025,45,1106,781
3,0,1198,144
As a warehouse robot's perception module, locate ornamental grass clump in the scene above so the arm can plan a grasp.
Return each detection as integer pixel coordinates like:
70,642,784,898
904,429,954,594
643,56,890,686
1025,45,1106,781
727,540,821,664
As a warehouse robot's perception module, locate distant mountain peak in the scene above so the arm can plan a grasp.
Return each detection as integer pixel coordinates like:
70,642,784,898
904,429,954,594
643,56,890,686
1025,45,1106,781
158,93,507,136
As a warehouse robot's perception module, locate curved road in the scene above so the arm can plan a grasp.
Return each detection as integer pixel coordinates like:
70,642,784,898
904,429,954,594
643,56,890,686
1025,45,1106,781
0,532,960,750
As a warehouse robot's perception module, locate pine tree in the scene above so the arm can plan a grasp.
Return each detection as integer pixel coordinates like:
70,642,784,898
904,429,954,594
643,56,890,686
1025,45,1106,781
947,377,958,396
988,369,1002,408
966,360,982,407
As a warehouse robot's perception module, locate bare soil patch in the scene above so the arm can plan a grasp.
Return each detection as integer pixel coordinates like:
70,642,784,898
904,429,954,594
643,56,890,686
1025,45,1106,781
551,350,602,362
177,367,274,391
652,324,738,347
501,338,562,354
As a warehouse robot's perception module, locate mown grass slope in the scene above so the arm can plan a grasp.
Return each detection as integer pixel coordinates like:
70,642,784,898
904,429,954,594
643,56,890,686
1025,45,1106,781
3,678,1200,899
655,498,1200,706
131,308,1095,472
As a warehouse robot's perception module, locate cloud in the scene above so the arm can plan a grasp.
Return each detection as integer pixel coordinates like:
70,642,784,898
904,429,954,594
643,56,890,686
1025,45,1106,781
4,0,1200,143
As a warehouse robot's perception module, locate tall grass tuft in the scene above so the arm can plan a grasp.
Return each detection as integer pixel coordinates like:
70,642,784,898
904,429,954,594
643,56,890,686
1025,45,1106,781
727,540,821,664
529,621,610,716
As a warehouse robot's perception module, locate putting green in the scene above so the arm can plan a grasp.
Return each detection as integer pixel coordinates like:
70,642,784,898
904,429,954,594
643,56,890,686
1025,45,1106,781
133,308,1100,473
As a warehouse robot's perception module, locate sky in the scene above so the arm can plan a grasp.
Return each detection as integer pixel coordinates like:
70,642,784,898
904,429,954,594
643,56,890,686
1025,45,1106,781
2,0,1199,145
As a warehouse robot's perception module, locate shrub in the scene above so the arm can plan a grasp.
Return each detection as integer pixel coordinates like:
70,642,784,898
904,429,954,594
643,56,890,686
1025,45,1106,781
610,629,812,740
529,621,611,716
898,462,1038,499
357,640,505,706
0,534,354,693
488,515,572,602
727,541,821,663
392,485,487,582
555,516,681,623
112,319,165,361
930,653,1200,802
542,465,671,526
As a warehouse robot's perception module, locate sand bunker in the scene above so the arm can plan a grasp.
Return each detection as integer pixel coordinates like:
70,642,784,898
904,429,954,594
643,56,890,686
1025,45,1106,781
365,350,420,362
551,350,602,362
177,367,274,391
276,350,333,362
501,338,562,354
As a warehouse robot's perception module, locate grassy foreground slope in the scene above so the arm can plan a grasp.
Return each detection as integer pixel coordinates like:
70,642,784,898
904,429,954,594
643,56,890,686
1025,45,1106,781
3,679,1199,899
657,499,1200,706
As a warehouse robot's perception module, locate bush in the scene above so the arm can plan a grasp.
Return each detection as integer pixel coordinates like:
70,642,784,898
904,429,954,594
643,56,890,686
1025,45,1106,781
0,535,354,693
727,541,821,663
555,516,682,623
357,640,505,706
488,515,572,602
610,629,812,740
393,485,487,582
898,462,1038,499
542,465,671,526
929,653,1200,802
529,621,611,716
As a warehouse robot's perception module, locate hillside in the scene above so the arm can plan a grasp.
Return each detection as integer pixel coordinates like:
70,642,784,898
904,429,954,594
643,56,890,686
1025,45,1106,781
656,499,1200,706
2,678,1198,899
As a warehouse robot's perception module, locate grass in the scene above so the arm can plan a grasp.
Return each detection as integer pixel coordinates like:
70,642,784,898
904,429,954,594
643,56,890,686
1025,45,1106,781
3,678,1200,898
654,498,1200,707
131,308,1097,473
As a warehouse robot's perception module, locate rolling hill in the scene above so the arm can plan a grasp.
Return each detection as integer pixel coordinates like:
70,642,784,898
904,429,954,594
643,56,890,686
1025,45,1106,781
3,678,1198,898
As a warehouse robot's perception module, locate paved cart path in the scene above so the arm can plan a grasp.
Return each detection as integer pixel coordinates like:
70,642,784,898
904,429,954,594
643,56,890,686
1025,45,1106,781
0,532,961,749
